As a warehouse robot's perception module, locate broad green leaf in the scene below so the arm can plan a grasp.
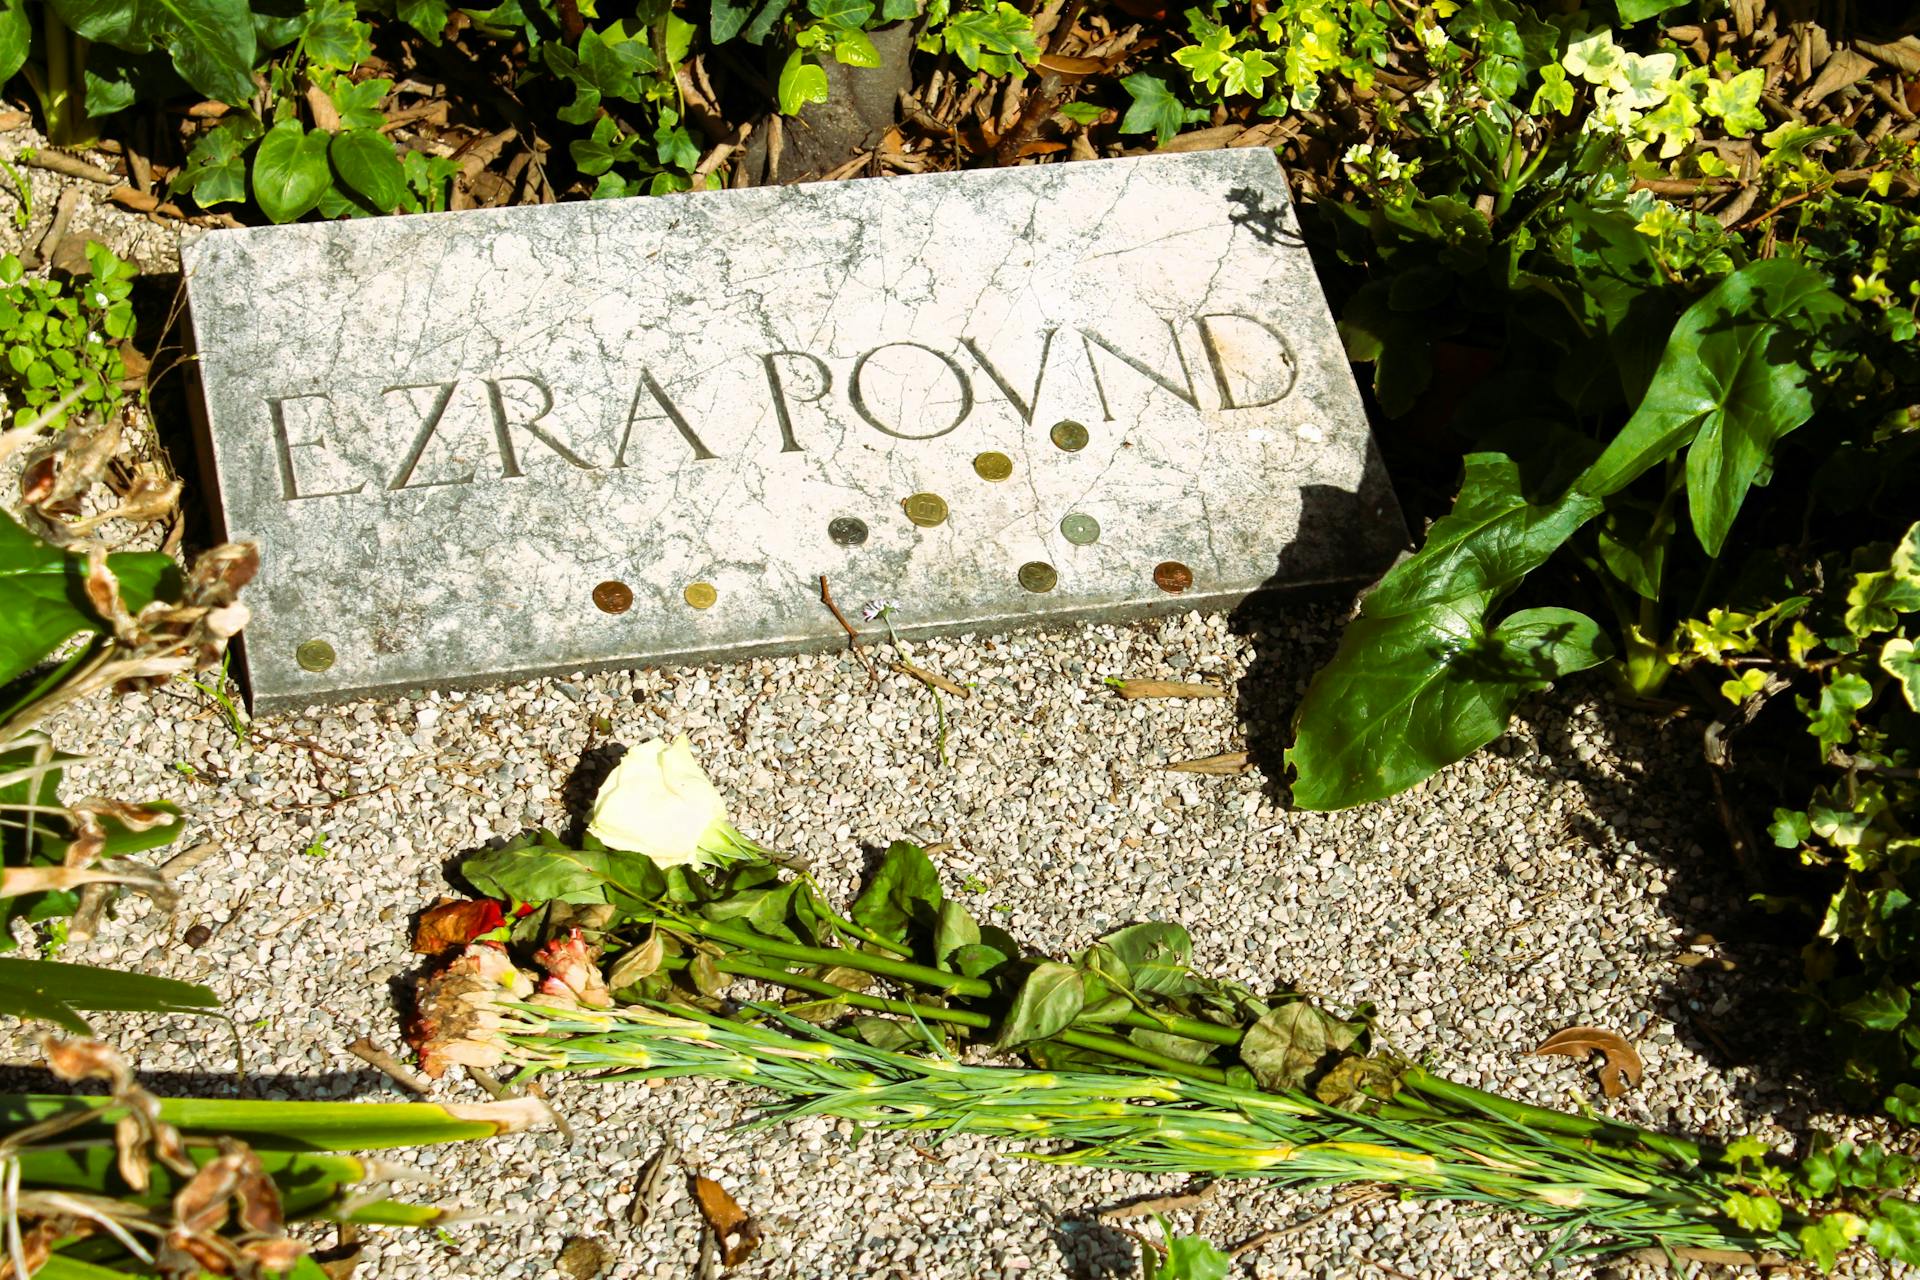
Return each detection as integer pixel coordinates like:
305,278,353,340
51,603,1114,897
832,27,881,67
1562,208,1675,405
329,128,407,213
461,832,664,908
1159,1234,1232,1280
933,899,980,970
297,0,370,69
949,941,1011,979
1577,260,1846,554
0,511,177,688
849,840,941,947
1363,455,1603,616
712,0,793,44
808,0,874,25
1118,72,1206,145
777,49,830,116
996,960,1083,1048
1239,1001,1362,1091
51,0,257,104
1616,0,1687,21
1098,922,1193,996
252,119,333,223
1287,597,1611,809
0,0,31,82
0,958,217,1033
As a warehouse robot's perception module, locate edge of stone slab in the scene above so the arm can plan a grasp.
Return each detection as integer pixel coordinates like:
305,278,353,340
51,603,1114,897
240,568,1379,716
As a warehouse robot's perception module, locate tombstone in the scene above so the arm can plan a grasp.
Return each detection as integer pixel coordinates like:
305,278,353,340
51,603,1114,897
183,150,1406,711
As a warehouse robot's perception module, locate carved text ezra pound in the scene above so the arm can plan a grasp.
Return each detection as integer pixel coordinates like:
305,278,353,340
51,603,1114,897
264,313,1295,501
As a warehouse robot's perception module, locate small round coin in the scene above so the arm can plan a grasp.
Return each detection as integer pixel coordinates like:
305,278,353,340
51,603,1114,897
1050,419,1090,452
1059,512,1100,545
592,580,633,614
828,516,869,546
295,639,335,672
1018,561,1058,593
684,582,718,609
903,493,949,527
973,451,1014,481
1153,561,1194,594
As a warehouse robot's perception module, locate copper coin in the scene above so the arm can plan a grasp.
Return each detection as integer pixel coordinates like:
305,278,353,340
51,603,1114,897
592,580,633,614
684,582,718,609
1153,561,1193,594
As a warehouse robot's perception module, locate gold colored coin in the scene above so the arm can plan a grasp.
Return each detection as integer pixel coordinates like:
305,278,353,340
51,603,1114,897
1050,420,1090,452
1018,562,1058,593
684,582,718,609
295,639,335,672
973,451,1014,481
903,492,949,527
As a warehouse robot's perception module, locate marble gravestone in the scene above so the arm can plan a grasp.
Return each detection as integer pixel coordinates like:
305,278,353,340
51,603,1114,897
184,150,1406,710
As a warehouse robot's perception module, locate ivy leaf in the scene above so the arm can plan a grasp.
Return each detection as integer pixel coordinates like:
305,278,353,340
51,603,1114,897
1221,46,1276,99
296,0,371,70
1840,985,1912,1033
51,0,258,104
1803,672,1874,756
1118,71,1206,145
1172,22,1236,92
1529,62,1574,115
777,49,831,115
1801,1214,1868,1273
395,0,451,42
941,2,1037,73
172,115,262,208
1700,67,1766,135
1845,524,1920,636
1286,596,1611,809
808,0,874,27
328,75,391,131
1882,638,1920,711
251,118,332,223
1578,260,1847,556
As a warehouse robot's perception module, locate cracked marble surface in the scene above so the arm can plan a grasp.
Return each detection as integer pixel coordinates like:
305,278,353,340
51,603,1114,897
184,151,1404,710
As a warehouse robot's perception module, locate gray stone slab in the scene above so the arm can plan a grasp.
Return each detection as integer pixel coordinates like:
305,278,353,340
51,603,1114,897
184,151,1405,711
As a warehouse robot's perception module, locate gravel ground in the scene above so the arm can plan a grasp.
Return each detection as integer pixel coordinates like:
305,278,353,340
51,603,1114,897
21,603,1901,1280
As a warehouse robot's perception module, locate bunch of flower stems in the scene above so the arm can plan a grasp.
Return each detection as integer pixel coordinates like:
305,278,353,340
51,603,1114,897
483,996,1801,1262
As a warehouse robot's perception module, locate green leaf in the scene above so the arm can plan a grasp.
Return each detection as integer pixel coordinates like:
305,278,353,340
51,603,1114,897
395,0,451,41
0,0,32,82
712,0,794,44
1363,455,1603,617
1239,1001,1362,1090
996,960,1084,1048
1097,922,1194,996
1869,1198,1920,1265
1057,101,1103,125
832,27,881,67
329,128,407,213
1119,71,1205,145
777,49,831,116
9,1092,536,1149
172,114,261,207
1578,261,1847,555
933,899,980,970
849,841,942,947
297,0,370,69
1839,984,1911,1032
51,0,257,104
1800,1213,1868,1272
1615,0,1686,21
251,118,333,222
0,958,218,1034
460,832,664,909
1845,524,1920,636
1154,1232,1231,1280
808,0,874,25
0,510,178,688
940,1,1036,72
1286,597,1611,810
1882,638,1920,711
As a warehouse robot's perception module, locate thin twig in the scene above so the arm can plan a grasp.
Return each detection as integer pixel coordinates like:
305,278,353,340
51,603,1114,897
347,1036,433,1095
1099,1183,1216,1221
893,661,969,698
818,576,873,672
629,1145,675,1229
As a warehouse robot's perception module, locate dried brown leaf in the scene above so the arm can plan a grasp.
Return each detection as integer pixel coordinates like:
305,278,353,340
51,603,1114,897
412,899,506,954
1107,679,1228,700
1162,750,1251,775
1532,1025,1644,1098
690,1175,761,1267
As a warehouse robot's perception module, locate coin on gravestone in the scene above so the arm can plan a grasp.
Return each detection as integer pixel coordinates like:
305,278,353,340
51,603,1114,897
972,451,1014,481
1050,420,1089,452
1059,513,1100,545
827,517,869,546
903,493,949,527
1018,562,1058,593
684,582,718,609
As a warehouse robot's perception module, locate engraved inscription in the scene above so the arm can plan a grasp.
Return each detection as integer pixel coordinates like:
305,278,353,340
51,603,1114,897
269,394,367,501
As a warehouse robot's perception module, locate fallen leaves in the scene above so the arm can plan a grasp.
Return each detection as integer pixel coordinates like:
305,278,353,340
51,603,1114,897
1532,1026,1645,1098
1162,750,1251,775
412,899,505,954
691,1175,761,1267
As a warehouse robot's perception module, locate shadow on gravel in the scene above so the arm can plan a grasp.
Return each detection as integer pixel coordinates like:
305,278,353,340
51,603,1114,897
1507,696,1846,1126
0,1066,397,1102
1048,1212,1140,1280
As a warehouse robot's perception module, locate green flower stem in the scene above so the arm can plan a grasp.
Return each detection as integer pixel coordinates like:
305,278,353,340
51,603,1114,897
795,882,914,959
664,953,1230,1084
1398,1067,1708,1169
649,912,1247,1048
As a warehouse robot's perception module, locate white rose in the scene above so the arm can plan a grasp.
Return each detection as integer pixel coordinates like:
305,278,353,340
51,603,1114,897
587,735,732,865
